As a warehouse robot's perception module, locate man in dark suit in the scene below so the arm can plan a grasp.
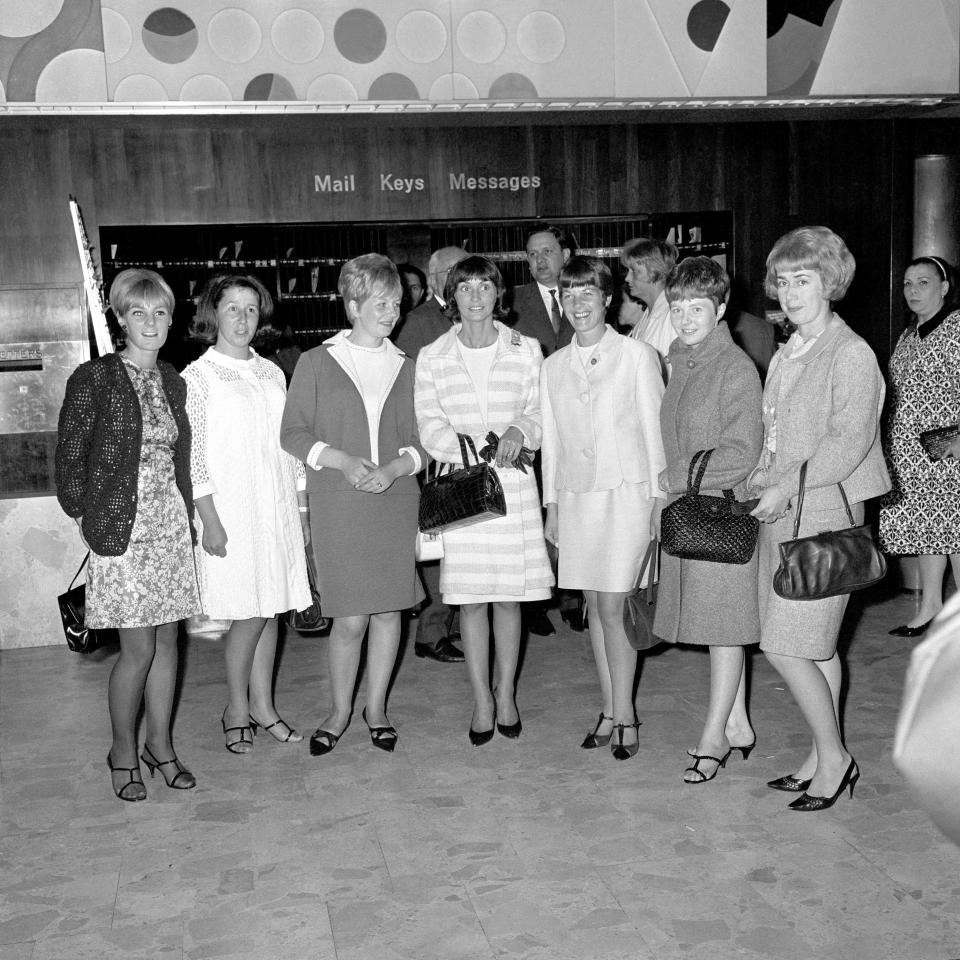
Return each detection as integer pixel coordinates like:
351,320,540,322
395,246,467,359
508,226,583,636
394,245,468,662
509,226,576,356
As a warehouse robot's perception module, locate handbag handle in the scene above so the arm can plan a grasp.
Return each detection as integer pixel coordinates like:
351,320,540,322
68,552,90,591
632,538,659,599
457,432,481,467
686,448,736,502
791,461,856,539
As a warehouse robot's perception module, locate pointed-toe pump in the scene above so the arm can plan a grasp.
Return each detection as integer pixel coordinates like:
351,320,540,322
788,759,860,812
141,745,196,790
581,713,614,749
309,728,342,756
362,708,398,752
469,706,496,746
496,704,522,740
610,721,640,761
767,774,812,793
888,619,933,638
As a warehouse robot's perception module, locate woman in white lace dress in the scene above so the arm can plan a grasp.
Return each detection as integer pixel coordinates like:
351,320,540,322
183,274,311,754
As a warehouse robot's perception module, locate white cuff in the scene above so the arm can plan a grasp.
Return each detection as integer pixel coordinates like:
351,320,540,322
399,446,422,475
306,441,328,471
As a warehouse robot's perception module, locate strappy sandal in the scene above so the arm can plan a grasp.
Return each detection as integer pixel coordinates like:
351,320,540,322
684,749,732,783
362,708,398,753
106,753,146,802
249,714,304,743
141,745,196,789
221,708,253,754
610,721,641,761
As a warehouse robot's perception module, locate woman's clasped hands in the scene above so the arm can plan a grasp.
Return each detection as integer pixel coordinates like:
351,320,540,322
750,484,791,524
342,454,398,494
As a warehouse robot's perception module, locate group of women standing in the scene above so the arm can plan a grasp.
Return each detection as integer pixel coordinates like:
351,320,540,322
59,224,952,816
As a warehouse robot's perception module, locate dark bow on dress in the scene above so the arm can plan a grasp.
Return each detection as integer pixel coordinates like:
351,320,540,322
478,431,534,474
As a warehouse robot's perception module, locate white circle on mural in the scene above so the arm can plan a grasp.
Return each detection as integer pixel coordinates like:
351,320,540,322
516,11,565,63
113,73,169,101
306,74,358,102
180,74,233,101
0,0,63,37
208,8,262,64
36,49,109,101
456,11,506,64
271,9,324,63
429,73,478,100
396,10,446,64
101,8,133,64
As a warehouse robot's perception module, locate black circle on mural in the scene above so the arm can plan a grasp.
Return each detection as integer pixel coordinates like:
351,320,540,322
488,73,538,99
244,73,297,101
367,73,419,100
334,8,387,64
686,0,730,52
142,7,199,64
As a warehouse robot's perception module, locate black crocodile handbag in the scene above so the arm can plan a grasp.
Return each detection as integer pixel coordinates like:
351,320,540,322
660,449,759,565
418,433,506,534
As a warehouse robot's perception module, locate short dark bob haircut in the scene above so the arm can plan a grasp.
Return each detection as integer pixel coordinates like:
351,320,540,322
559,256,614,299
443,255,508,322
107,268,175,350
190,273,274,344
764,226,855,301
665,256,730,312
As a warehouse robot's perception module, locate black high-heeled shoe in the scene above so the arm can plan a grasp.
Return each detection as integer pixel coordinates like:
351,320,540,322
767,774,812,793
249,714,303,743
888,618,933,638
221,708,252,754
362,708,398,753
731,741,756,761
496,701,522,739
788,759,860,812
309,728,342,756
684,749,732,783
106,753,146,802
469,705,496,746
141,745,196,790
610,721,641,761
581,713,613,749
560,599,586,632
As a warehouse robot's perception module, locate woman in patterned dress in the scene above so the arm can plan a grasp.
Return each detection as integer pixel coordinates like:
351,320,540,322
281,255,427,756
183,274,311,755
56,269,200,801
880,256,960,637
415,256,553,744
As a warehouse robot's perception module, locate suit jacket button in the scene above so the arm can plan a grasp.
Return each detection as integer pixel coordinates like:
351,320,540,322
687,359,696,368
590,357,598,365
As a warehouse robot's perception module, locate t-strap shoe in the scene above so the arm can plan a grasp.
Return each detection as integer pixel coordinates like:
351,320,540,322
610,721,640,761
221,708,253,754
581,714,614,749
107,753,146,802
141,745,196,790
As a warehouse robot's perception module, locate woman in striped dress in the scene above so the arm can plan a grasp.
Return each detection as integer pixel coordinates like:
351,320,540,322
415,256,553,745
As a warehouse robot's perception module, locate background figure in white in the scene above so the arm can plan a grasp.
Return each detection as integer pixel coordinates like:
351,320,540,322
183,273,311,755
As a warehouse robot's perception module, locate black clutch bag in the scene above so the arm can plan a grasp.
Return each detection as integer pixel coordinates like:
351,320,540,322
418,433,507,534
918,424,959,461
623,538,662,652
773,461,887,601
58,553,114,653
660,449,759,565
286,548,330,634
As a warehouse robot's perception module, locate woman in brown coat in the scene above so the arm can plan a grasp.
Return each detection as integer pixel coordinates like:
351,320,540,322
654,258,763,782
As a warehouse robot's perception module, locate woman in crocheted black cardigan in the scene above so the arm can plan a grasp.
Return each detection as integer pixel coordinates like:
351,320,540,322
56,269,200,802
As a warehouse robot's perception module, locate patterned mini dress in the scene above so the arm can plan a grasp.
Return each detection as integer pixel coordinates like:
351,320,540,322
86,358,200,629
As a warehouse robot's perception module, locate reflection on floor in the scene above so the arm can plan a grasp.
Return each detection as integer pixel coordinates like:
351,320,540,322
1,588,958,960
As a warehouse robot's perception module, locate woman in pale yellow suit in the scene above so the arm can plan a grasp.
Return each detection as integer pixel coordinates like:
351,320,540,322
541,257,667,760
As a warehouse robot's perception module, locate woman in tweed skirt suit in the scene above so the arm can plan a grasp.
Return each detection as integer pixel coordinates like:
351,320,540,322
654,258,763,782
749,227,890,811
415,256,553,745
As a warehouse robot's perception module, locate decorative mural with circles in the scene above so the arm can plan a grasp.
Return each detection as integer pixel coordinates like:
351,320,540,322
0,0,955,104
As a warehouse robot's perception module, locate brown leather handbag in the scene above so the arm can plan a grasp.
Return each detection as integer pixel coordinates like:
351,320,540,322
623,538,662,652
772,461,887,601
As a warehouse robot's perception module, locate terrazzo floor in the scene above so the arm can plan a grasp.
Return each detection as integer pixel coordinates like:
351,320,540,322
1,587,958,960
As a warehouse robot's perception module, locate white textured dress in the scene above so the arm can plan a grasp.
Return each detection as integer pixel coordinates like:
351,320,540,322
183,347,310,620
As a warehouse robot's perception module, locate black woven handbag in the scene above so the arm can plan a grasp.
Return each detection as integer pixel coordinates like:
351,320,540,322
660,449,759,565
418,433,506,534
773,461,887,601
